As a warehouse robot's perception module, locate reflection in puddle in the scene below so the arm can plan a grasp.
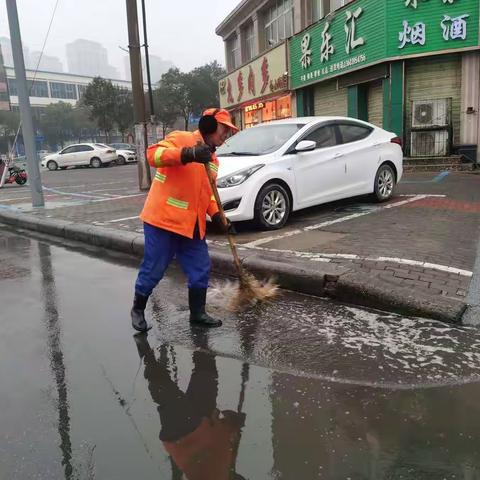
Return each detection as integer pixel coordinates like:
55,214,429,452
134,333,247,479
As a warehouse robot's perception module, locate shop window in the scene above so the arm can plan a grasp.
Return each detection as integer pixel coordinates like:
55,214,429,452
244,95,292,127
28,80,49,98
5,78,49,98
303,125,337,148
245,108,262,128
264,0,294,48
337,123,372,143
262,100,276,122
276,95,291,119
50,81,77,100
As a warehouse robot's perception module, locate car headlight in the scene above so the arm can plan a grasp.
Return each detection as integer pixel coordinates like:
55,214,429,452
217,164,265,189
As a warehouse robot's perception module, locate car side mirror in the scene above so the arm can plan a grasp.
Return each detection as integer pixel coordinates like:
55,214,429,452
295,140,316,152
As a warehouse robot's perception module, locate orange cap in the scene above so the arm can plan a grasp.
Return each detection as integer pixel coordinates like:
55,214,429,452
203,108,239,133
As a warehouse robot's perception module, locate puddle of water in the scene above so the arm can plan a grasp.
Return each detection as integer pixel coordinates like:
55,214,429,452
2,228,480,478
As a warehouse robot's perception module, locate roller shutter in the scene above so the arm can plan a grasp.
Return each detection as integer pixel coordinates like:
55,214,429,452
313,79,347,117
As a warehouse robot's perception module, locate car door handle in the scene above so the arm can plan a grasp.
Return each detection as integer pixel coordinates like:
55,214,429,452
334,153,344,158
373,142,382,146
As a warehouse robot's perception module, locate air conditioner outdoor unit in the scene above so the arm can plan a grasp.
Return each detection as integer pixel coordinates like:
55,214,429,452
410,130,449,157
411,98,450,128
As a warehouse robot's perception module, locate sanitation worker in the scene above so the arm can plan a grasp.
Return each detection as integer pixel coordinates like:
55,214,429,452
131,108,239,333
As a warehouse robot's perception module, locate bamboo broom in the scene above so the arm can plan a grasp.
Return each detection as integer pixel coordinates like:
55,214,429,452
205,164,278,311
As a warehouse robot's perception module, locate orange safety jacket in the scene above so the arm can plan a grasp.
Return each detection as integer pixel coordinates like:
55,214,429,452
163,409,243,480
140,130,220,239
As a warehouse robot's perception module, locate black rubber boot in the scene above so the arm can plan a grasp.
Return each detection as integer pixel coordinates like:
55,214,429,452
131,293,152,332
189,288,222,328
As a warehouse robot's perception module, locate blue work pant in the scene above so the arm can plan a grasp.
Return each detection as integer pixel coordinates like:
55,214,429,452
135,222,210,297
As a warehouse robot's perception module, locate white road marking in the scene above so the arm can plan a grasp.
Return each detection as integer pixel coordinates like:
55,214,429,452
42,187,105,200
105,215,139,223
398,194,447,198
91,193,145,202
45,180,137,190
209,240,472,277
0,196,36,202
84,187,135,193
243,195,430,248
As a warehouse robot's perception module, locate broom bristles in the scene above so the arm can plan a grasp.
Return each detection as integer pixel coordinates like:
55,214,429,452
229,272,279,312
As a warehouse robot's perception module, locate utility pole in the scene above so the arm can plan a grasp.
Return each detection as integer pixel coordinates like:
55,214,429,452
6,0,44,207
126,0,151,190
141,0,155,124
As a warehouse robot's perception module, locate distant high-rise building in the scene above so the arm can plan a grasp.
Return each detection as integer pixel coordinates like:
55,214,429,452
30,51,63,72
0,45,11,111
66,39,119,79
0,36,30,68
124,54,174,83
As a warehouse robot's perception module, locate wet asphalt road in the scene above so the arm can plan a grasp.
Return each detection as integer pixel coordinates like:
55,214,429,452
2,227,480,479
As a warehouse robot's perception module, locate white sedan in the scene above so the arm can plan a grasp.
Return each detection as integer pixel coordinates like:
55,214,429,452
216,117,403,230
41,143,117,170
110,147,137,165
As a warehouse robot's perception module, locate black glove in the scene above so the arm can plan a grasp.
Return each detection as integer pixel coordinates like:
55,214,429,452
211,212,235,235
181,143,212,165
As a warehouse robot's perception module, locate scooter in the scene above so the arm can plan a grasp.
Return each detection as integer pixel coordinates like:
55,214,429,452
0,161,27,186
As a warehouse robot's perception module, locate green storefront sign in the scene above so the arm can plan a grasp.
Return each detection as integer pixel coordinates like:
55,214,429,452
290,0,480,89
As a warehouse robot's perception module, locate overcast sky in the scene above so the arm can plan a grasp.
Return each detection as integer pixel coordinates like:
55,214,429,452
0,0,239,75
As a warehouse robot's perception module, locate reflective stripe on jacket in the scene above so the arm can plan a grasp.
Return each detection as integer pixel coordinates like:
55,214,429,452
140,130,220,239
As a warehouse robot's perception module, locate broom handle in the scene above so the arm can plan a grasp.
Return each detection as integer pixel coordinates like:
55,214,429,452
204,164,244,277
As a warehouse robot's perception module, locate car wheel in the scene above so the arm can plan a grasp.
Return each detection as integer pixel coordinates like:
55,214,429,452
15,175,27,185
117,155,126,166
47,160,58,171
374,164,395,202
90,157,102,168
254,183,291,230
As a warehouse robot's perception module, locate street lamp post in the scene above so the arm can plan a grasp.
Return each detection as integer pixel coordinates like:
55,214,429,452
6,0,44,207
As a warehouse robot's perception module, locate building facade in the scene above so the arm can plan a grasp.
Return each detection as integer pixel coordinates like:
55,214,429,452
290,0,480,160
218,0,480,161
216,0,356,129
4,67,131,117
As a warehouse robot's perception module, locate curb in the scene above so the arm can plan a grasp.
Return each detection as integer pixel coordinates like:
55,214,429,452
0,209,333,299
0,209,464,323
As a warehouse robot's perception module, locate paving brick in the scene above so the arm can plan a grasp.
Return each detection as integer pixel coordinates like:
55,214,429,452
393,271,420,281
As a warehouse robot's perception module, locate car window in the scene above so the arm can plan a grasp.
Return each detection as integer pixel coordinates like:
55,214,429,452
302,125,337,148
217,123,305,156
76,145,94,152
61,146,76,154
337,124,372,144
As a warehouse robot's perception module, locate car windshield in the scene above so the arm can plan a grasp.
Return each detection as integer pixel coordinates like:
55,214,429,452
217,123,305,156
95,143,110,149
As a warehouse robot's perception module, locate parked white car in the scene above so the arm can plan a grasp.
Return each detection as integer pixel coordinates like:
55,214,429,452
107,145,137,165
216,117,403,230
41,143,117,170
